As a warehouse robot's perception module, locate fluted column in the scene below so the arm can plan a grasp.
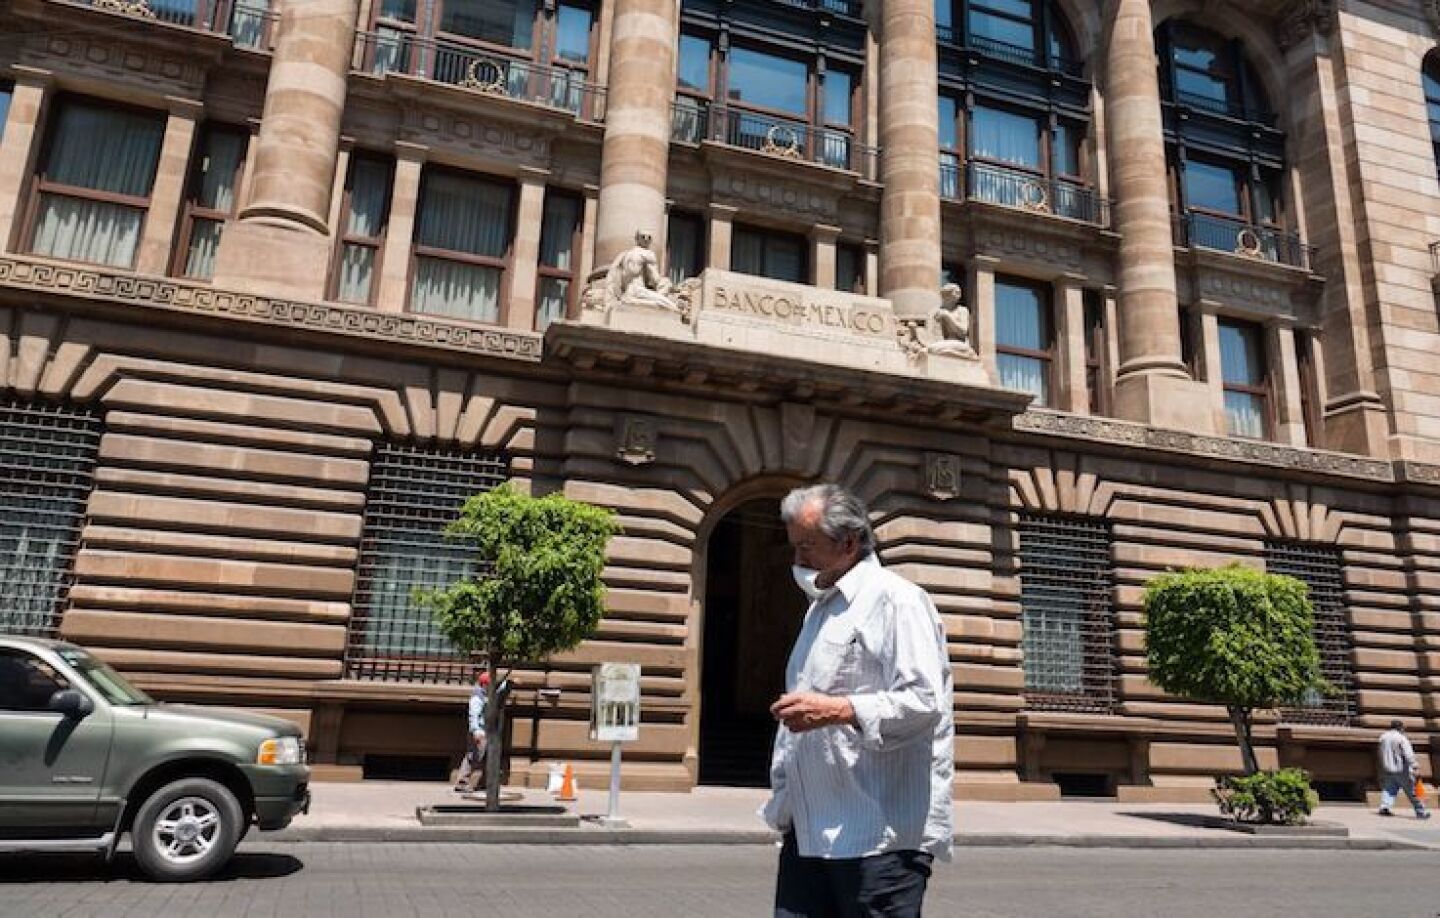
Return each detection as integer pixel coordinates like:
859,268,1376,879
212,0,359,300
593,0,679,269
876,0,942,319
1105,0,1199,426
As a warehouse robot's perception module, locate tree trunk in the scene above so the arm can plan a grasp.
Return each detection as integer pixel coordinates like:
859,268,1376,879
485,658,502,812
1227,705,1260,775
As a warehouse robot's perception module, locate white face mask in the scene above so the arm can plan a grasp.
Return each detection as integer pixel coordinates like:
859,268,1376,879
791,565,826,601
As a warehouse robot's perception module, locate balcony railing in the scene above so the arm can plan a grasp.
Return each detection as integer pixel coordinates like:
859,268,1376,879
940,159,1110,227
935,28,1085,78
671,101,877,178
1167,89,1275,127
772,0,862,14
1173,212,1312,269
77,0,276,49
354,31,607,122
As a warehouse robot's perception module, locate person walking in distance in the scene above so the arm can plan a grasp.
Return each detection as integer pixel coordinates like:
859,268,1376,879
454,669,490,794
1377,719,1430,819
763,483,954,918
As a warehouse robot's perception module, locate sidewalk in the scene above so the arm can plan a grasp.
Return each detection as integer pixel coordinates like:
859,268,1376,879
269,782,1440,851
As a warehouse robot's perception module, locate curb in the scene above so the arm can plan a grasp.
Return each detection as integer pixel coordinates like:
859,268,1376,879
265,826,1428,851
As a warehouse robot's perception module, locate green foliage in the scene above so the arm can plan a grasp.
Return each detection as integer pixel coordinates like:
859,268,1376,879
1213,768,1319,826
1144,565,1327,712
415,483,620,665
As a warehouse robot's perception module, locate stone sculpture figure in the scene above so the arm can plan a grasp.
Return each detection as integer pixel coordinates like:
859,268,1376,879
926,282,975,358
605,230,679,311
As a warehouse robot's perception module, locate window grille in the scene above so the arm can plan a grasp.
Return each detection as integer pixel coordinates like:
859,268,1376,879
1266,541,1355,726
1018,513,1115,713
345,442,507,683
0,400,101,637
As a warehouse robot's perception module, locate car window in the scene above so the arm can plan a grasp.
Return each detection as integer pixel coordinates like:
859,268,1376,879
0,649,71,712
55,646,152,705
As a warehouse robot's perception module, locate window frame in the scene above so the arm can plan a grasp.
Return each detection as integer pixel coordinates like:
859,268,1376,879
1082,289,1107,416
328,151,395,307
408,166,517,324
665,209,707,285
535,188,584,328
731,224,810,284
1218,317,1271,440
22,95,166,269
994,275,1055,407
172,122,250,281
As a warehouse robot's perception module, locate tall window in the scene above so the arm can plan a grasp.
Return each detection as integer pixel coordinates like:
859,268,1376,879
28,99,165,269
1018,513,1114,712
1083,290,1106,416
995,277,1053,406
837,243,865,294
536,191,581,330
346,442,507,683
1219,319,1269,439
1266,542,1355,726
332,154,394,306
1296,331,1321,448
732,225,806,284
0,401,101,638
666,210,705,286
175,125,247,281
937,0,1075,68
410,169,513,323
1424,52,1440,186
0,82,12,144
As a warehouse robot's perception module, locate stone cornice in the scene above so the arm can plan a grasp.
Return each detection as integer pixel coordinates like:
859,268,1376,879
0,256,542,363
1014,409,1400,483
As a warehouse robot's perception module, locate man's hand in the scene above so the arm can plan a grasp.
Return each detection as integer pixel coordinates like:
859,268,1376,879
771,692,855,733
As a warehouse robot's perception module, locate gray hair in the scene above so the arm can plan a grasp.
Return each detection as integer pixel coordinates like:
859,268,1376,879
780,484,876,554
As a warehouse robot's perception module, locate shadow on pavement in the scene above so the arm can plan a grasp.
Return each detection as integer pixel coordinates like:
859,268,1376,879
1117,811,1231,830
0,851,304,884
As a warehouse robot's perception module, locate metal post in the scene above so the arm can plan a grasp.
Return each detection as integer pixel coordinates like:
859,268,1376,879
603,740,627,827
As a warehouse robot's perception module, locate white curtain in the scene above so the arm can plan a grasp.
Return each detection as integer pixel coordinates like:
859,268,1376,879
970,106,1041,168
194,131,244,212
337,246,377,305
411,172,510,321
666,214,701,286
32,104,163,268
536,277,570,330
335,158,391,304
412,259,501,322
999,354,1049,405
539,195,579,269
996,281,1051,405
183,219,223,280
1225,392,1266,439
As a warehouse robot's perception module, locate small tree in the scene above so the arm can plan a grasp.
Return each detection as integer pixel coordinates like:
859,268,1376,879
417,483,619,811
1144,564,1328,777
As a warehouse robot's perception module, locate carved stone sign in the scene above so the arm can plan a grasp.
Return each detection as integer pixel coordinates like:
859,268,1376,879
924,453,962,500
703,271,897,340
616,415,657,465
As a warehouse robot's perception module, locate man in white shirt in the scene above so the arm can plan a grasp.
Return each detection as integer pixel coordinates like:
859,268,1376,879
763,483,953,918
1377,719,1430,819
454,669,489,793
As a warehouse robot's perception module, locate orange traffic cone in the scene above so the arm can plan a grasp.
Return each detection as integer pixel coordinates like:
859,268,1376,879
556,762,578,802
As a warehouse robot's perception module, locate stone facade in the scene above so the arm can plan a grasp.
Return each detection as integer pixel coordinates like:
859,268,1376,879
0,0,1437,799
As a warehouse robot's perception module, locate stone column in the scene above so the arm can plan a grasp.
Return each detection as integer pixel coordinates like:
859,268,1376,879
211,0,360,299
864,239,880,297
1104,0,1203,428
0,68,51,252
1270,321,1308,447
876,0,942,320
1199,305,1227,434
135,98,202,276
592,0,679,270
507,168,550,330
708,203,737,272
811,224,840,290
375,142,427,313
1057,276,1089,414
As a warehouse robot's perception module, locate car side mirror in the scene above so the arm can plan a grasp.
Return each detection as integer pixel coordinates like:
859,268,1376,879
49,689,94,720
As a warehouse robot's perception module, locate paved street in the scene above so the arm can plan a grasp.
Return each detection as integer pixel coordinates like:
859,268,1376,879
2,844,1437,917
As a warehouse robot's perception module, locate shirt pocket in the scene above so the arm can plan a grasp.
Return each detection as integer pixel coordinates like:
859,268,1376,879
814,628,866,693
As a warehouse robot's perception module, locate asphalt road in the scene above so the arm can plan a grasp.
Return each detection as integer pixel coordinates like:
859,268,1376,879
2,844,1437,917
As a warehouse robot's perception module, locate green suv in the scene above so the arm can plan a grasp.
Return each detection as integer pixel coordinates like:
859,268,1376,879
0,635,310,881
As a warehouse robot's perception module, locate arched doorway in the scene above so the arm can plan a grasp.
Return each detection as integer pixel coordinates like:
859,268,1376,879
698,497,807,786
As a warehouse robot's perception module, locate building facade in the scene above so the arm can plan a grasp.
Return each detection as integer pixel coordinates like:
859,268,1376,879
0,0,1438,800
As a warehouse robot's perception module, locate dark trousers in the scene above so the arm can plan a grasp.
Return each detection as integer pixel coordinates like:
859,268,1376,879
774,831,933,918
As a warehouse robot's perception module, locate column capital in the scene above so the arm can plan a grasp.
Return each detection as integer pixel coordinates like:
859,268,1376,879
163,96,205,118
393,141,429,164
517,165,552,186
8,65,53,89
708,202,739,220
1276,0,1337,52
809,223,842,243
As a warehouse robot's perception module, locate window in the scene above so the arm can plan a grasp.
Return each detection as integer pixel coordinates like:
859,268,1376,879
1018,513,1114,712
332,155,394,306
0,82,12,144
969,0,1035,52
1178,306,1200,378
536,191,582,330
28,99,165,269
732,225,807,284
1219,319,1268,439
1296,331,1321,448
937,0,1076,68
995,277,1053,406
554,3,593,65
1083,290,1106,415
346,442,508,683
0,401,101,638
970,106,1041,169
1266,542,1355,726
938,95,962,198
1424,52,1440,185
837,243,865,294
666,210,705,286
440,0,536,48
228,0,272,49
1183,159,1242,216
410,170,513,323
0,650,69,712
677,34,713,95
175,125,247,281
726,47,808,115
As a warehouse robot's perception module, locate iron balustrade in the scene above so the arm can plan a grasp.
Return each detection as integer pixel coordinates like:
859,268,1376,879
940,160,1110,227
1173,212,1312,269
1266,542,1356,727
1167,89,1275,126
771,0,862,14
671,101,876,177
76,0,277,49
934,28,1084,77
354,31,607,122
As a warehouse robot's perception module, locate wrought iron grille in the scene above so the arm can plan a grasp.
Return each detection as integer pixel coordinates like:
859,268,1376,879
0,400,101,638
1267,542,1356,726
345,443,507,683
1018,514,1115,713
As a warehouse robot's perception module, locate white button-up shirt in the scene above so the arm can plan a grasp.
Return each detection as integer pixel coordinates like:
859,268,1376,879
760,553,954,860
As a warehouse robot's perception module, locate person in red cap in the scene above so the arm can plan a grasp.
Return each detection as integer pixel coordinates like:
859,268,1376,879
454,668,491,793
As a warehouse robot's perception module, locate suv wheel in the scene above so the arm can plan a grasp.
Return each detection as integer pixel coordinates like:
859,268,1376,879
131,777,244,882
